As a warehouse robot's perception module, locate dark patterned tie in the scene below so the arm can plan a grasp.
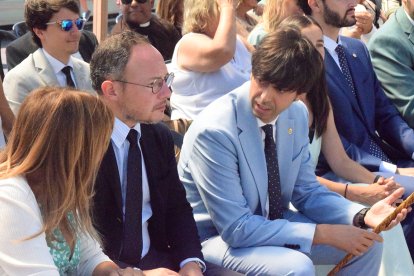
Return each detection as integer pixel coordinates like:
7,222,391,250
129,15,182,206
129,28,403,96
61,66,76,88
262,124,283,220
120,129,143,264
336,45,390,162
335,45,356,96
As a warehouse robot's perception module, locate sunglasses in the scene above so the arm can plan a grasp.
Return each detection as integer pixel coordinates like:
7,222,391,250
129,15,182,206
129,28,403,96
46,18,86,32
121,0,148,5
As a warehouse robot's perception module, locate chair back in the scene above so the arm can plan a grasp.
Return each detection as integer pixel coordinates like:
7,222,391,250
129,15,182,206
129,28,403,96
0,30,17,80
12,21,29,38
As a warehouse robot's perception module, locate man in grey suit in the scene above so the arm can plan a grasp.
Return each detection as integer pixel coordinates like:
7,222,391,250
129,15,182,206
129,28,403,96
368,2,414,128
178,27,408,275
3,0,94,115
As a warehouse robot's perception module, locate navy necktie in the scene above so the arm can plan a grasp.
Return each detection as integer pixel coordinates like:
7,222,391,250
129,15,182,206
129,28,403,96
336,45,390,162
120,129,143,264
61,66,76,88
335,45,356,96
262,124,283,220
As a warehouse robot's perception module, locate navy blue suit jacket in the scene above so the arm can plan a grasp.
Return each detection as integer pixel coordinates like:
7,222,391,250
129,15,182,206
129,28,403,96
317,36,414,175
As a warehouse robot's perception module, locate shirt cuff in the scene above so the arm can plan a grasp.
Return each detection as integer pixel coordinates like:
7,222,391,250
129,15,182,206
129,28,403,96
411,152,414,160
180,258,206,273
379,161,397,173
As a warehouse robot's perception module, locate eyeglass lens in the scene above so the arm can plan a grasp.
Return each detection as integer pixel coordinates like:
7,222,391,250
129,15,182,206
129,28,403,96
152,73,174,93
60,18,85,31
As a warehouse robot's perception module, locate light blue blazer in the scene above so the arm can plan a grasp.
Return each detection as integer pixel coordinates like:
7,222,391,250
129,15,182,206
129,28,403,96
3,48,95,115
179,81,363,257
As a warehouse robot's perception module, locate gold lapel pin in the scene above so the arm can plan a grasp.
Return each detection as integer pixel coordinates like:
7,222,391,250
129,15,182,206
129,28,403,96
288,128,293,135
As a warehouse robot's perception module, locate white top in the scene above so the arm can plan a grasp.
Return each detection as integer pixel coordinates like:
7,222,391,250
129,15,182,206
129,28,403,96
0,176,110,276
169,34,252,120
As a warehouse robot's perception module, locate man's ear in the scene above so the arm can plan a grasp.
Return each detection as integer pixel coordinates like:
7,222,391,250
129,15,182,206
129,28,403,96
101,80,118,99
308,0,322,12
32,27,44,41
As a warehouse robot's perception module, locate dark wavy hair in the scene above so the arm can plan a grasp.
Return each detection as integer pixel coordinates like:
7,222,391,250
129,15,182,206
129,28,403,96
278,15,330,137
252,24,325,98
25,0,80,47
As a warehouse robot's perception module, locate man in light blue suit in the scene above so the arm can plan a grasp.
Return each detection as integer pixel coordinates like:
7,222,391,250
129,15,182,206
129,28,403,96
368,4,414,129
178,28,407,275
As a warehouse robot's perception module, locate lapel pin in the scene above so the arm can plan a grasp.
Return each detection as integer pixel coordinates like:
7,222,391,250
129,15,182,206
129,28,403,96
352,53,357,58
288,128,293,135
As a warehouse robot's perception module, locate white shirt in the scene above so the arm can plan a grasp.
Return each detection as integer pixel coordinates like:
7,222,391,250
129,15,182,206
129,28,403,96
323,35,397,173
42,48,78,88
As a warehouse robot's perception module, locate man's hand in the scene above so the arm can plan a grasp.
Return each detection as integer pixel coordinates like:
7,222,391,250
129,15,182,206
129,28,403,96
179,262,203,276
396,167,414,176
365,187,409,230
314,224,383,256
355,11,374,34
351,176,400,205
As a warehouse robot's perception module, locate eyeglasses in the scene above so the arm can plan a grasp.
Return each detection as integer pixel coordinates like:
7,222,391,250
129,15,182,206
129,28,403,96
121,0,148,5
114,72,174,94
46,18,86,32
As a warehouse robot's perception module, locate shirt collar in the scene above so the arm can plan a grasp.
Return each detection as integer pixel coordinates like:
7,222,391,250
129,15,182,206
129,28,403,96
323,35,342,58
41,48,74,75
256,117,278,128
404,8,414,26
111,117,142,148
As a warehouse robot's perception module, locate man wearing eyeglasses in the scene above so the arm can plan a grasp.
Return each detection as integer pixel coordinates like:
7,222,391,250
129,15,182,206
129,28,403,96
90,30,240,275
112,0,181,61
3,0,95,115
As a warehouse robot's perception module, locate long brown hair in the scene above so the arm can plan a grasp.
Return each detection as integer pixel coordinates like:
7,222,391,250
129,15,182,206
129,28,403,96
0,87,114,245
156,0,184,33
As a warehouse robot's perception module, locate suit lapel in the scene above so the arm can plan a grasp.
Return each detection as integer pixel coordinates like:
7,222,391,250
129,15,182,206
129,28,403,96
72,59,88,90
100,144,123,212
33,49,60,86
395,7,414,46
236,85,268,214
275,111,293,206
340,38,375,126
325,49,367,124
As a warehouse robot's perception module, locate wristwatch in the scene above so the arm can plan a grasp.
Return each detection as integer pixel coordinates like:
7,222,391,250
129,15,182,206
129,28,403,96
353,207,370,229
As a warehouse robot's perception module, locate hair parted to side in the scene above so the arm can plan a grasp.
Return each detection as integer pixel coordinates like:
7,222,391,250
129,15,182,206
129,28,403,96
252,25,325,97
90,30,150,94
278,15,329,137
25,0,80,47
182,0,219,35
0,87,114,245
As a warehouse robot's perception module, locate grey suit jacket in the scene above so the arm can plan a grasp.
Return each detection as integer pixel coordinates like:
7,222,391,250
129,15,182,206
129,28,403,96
368,7,414,128
179,81,363,258
3,48,95,115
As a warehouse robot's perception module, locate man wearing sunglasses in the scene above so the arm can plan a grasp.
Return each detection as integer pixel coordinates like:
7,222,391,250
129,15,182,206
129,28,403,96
3,0,95,115
90,30,240,276
111,0,181,61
